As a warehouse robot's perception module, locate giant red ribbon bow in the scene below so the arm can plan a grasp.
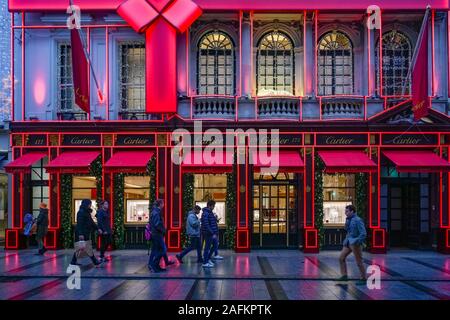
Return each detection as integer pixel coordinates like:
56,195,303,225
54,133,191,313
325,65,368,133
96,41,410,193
117,0,202,113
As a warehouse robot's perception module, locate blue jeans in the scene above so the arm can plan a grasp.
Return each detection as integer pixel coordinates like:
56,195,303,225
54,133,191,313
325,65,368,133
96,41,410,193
148,234,166,269
202,233,214,263
211,236,219,259
179,236,202,261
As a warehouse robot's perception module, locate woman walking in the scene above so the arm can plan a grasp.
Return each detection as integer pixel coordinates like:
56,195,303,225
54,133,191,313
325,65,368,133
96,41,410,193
70,199,102,266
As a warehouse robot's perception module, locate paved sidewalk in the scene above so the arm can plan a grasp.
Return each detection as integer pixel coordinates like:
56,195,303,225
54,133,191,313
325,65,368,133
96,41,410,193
0,249,449,300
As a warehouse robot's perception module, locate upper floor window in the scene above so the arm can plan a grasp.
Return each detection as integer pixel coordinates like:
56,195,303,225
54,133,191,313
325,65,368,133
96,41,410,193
197,31,235,95
57,43,78,112
375,30,412,96
119,42,145,111
318,32,353,95
257,31,294,96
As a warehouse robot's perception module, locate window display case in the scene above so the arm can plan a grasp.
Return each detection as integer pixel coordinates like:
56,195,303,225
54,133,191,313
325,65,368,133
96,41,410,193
126,199,150,223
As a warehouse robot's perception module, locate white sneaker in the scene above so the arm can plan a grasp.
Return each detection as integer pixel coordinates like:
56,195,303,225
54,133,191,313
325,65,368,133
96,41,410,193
214,255,224,260
208,260,215,265
202,262,214,268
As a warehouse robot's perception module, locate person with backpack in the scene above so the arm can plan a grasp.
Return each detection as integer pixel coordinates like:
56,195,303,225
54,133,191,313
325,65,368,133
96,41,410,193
70,199,102,267
36,203,49,255
201,200,219,268
145,216,174,267
148,199,168,273
338,204,367,284
23,212,36,249
96,200,112,263
176,205,202,264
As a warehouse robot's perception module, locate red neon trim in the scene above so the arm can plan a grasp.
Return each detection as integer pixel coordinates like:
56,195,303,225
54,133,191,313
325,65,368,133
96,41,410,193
367,12,371,96
448,10,450,99
6,230,19,250
432,9,436,96
372,228,385,248
314,10,318,97
305,229,318,249
446,229,450,248
19,172,23,229
239,11,242,97
379,10,383,98
21,12,25,121
106,26,110,120
11,12,14,122
311,147,315,228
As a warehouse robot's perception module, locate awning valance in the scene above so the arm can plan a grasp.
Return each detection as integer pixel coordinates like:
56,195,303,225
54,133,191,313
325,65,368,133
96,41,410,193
318,150,377,173
5,152,47,174
383,150,450,172
45,151,101,174
104,151,155,173
252,150,304,173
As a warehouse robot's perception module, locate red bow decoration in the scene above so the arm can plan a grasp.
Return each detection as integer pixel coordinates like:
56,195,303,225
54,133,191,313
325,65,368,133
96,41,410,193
117,0,202,113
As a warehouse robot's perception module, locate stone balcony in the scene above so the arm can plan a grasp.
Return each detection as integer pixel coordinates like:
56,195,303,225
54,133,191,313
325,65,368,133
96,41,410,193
320,97,365,119
192,96,236,119
256,96,300,119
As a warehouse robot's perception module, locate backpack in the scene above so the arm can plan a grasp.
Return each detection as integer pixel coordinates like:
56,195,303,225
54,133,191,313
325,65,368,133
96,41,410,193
23,213,35,237
144,223,152,241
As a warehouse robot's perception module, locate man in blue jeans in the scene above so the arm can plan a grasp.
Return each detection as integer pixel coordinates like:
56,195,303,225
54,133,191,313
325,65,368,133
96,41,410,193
201,200,219,268
176,205,202,263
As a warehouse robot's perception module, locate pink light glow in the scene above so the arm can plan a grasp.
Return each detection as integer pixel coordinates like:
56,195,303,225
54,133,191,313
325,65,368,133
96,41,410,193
33,77,46,105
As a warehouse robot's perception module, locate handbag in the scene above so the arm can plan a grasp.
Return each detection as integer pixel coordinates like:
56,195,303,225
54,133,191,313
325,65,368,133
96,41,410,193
75,240,94,259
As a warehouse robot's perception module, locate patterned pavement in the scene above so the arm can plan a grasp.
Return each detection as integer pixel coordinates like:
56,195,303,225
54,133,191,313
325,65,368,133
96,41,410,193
0,249,449,300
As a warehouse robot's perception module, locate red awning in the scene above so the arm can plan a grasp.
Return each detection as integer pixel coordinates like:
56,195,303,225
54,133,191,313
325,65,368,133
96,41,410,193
105,151,155,173
5,152,47,173
383,150,450,172
318,150,377,173
45,151,101,173
252,150,304,173
181,150,234,173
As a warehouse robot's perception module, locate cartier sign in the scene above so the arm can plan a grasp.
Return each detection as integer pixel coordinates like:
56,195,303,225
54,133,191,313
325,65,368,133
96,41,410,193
382,134,438,145
62,134,101,146
116,135,155,146
316,134,368,145
250,134,303,146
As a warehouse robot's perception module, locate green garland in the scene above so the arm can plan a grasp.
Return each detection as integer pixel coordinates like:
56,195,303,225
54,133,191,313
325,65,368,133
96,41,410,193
355,173,369,223
90,157,103,204
113,173,125,249
224,172,237,249
61,174,73,249
314,154,325,248
181,173,194,248
148,155,157,205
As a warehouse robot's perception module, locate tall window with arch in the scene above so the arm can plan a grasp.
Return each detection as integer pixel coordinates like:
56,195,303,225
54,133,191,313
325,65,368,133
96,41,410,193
197,31,235,95
318,31,353,95
375,30,412,96
257,31,294,96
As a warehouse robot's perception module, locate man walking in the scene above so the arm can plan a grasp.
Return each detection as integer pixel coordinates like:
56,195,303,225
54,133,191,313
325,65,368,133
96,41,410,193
148,199,168,273
176,205,202,264
338,204,367,284
201,200,219,268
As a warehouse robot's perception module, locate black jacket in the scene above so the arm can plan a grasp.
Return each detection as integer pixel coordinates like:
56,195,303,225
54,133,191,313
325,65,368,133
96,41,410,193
96,208,112,234
36,208,49,239
75,206,98,241
150,206,166,236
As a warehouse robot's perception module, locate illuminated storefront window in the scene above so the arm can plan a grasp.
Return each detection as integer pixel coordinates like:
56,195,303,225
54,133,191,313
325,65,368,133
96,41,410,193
31,158,49,218
124,176,150,224
194,174,227,226
323,174,355,226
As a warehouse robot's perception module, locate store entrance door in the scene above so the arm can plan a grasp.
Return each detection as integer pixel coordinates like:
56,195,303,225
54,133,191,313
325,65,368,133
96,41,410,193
389,184,421,248
252,174,297,248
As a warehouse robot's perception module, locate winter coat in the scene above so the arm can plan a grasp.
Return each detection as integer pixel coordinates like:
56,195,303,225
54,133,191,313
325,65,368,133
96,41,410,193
96,208,112,234
343,214,367,246
75,201,98,241
36,208,49,239
150,206,166,236
186,210,200,237
200,207,219,236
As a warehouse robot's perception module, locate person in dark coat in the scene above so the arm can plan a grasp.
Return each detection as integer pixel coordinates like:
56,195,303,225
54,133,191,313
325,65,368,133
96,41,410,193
36,203,49,255
96,200,112,263
70,199,102,266
201,200,219,268
148,199,168,273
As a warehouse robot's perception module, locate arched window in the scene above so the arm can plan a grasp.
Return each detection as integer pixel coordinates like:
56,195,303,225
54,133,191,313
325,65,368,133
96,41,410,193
257,31,294,96
197,31,235,95
375,30,412,96
318,31,353,95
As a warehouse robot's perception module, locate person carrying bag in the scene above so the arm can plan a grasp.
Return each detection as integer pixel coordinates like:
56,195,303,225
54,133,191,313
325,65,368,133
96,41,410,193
70,199,102,267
